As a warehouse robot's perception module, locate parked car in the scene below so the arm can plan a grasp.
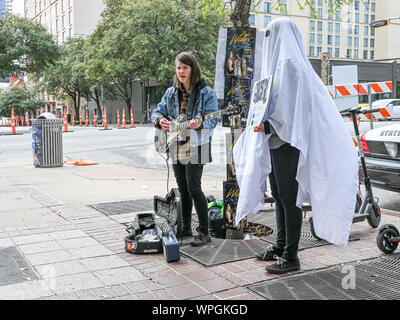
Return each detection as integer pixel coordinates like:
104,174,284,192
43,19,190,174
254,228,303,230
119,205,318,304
361,123,400,192
362,99,400,121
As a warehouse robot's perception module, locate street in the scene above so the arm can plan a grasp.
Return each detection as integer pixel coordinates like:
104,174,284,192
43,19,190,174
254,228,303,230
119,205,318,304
1,120,399,211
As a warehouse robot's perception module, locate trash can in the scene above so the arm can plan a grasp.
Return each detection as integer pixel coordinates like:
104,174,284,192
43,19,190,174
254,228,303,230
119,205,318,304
32,113,63,168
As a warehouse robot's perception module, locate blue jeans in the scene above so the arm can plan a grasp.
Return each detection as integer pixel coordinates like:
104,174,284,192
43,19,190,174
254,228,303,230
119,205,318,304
269,143,302,261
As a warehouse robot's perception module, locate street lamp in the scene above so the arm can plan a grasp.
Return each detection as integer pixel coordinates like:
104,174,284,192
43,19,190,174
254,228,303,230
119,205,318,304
370,16,400,28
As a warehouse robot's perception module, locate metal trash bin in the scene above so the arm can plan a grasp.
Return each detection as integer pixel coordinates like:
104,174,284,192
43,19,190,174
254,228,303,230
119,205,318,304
32,113,63,168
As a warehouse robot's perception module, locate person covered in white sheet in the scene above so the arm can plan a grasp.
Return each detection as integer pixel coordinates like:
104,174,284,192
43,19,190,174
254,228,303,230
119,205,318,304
233,18,359,274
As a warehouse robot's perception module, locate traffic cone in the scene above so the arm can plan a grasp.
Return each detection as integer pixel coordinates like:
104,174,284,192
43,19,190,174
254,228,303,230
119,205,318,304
103,107,108,130
122,108,126,128
20,116,24,127
117,109,120,128
11,108,16,134
72,113,75,127
86,110,89,126
93,110,97,127
130,107,135,128
80,111,83,126
63,108,68,132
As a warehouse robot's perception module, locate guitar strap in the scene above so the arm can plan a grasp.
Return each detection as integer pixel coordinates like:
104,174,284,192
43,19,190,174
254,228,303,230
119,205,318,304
186,79,207,120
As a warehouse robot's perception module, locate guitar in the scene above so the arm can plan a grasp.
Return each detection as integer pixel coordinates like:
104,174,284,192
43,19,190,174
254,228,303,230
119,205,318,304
154,104,241,153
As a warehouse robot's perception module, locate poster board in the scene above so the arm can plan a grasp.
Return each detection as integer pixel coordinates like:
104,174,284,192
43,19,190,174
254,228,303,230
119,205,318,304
246,76,273,128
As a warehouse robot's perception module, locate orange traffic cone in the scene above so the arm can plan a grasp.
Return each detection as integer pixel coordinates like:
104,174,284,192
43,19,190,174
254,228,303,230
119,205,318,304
80,111,83,126
85,110,89,126
72,113,75,127
93,110,97,127
63,108,68,132
117,109,121,128
11,108,16,135
130,107,135,128
122,108,126,128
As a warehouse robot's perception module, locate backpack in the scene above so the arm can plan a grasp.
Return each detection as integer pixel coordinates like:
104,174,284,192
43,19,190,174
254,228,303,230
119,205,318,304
208,200,226,239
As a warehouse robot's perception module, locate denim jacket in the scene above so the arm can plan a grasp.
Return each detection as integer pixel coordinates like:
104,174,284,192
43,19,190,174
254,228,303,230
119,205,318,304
151,83,218,147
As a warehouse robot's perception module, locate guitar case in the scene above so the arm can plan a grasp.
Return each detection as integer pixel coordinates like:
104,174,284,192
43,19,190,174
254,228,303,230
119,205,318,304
153,188,183,236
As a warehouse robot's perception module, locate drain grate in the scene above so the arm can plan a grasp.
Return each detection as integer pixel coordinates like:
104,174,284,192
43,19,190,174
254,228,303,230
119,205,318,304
180,238,267,266
0,247,38,286
248,254,400,300
90,199,153,216
247,212,359,250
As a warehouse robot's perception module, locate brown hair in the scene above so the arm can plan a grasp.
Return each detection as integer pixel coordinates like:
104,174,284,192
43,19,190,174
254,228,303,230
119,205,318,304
173,51,202,93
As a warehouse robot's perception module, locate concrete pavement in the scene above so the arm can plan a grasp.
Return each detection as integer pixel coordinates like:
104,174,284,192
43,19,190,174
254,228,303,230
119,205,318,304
1,127,400,301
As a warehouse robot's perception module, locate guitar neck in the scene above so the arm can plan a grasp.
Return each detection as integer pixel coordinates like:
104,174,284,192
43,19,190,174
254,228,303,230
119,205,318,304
175,110,223,131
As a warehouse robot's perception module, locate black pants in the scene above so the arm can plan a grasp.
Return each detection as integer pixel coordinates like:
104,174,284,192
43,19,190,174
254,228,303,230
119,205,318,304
269,143,302,261
172,163,209,235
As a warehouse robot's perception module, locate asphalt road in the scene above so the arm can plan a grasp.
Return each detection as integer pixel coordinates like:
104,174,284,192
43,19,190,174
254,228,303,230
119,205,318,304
1,120,399,211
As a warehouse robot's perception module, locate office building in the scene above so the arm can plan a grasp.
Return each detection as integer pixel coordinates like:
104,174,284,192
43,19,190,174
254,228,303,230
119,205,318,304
0,0,13,18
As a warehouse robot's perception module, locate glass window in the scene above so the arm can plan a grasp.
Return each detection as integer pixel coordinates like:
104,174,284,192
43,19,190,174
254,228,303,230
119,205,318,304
371,27,375,36
328,22,333,32
264,1,271,13
317,21,322,31
335,23,340,33
371,15,375,22
355,1,360,11
310,20,315,30
317,34,322,44
363,50,368,59
364,14,368,23
249,14,255,25
310,33,315,44
317,8,323,19
317,46,322,55
328,47,333,56
347,49,352,58
370,38,375,48
371,2,375,12
348,25,352,34
327,34,332,44
69,28,72,38
335,48,340,58
69,10,72,25
309,46,315,56
328,10,334,20
364,26,369,35
354,37,359,46
335,35,340,45
318,0,323,6
62,15,65,28
370,50,374,59
354,25,359,34
61,0,64,12
364,2,369,11
62,31,65,42
55,3,58,14
354,49,359,58
264,15,271,26
281,4,287,14
347,36,352,46
363,38,368,48
347,12,352,22
56,19,58,31
335,11,340,20
355,12,359,23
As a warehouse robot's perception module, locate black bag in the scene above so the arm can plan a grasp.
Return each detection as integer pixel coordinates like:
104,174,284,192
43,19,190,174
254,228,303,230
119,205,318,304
208,201,226,239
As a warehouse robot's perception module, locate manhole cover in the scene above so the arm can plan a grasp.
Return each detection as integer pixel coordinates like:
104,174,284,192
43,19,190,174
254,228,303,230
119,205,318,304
248,212,359,250
0,247,39,286
180,238,266,266
248,254,400,300
90,199,153,216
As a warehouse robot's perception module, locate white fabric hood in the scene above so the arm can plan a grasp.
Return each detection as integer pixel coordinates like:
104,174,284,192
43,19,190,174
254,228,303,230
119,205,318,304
234,18,359,246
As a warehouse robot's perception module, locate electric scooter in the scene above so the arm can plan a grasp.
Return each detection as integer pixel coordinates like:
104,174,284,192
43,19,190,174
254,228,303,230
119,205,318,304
309,106,382,240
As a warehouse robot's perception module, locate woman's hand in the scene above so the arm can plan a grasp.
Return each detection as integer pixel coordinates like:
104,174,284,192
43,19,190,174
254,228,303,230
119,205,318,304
159,118,171,131
253,123,265,132
188,116,202,129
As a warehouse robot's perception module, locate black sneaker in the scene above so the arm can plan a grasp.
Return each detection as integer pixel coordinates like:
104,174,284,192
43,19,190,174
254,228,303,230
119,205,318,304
255,246,283,261
265,257,300,274
190,232,211,247
176,226,193,239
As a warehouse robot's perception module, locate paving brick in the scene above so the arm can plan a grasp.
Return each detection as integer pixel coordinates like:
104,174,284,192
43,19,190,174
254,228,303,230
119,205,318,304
35,260,86,278
49,230,88,240
0,238,13,248
79,255,130,272
183,269,219,283
118,294,139,300
91,287,116,299
74,289,98,300
213,288,251,300
151,289,178,300
136,279,164,291
0,279,54,300
125,282,149,294
196,277,236,293
12,234,53,245
67,245,113,259
18,241,63,255
50,272,104,294
135,292,157,300
93,266,147,286
167,283,208,300
109,284,132,297
57,237,101,249
25,250,74,266
153,274,192,288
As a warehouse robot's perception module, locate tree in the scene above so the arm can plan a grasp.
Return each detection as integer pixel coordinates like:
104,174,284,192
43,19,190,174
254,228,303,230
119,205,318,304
0,86,43,117
201,0,369,27
40,38,90,117
0,15,59,78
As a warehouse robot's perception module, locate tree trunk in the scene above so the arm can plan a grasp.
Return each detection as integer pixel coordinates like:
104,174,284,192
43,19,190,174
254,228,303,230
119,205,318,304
230,0,251,27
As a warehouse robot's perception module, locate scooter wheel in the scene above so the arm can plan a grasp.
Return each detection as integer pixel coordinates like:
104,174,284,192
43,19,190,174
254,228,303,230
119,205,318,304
309,217,322,241
367,203,381,228
377,227,399,254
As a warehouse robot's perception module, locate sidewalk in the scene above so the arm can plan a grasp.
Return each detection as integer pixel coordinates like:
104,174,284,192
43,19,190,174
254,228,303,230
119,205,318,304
0,159,399,300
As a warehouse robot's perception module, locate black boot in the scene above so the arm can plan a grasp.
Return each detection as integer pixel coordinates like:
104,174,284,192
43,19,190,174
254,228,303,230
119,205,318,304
176,225,193,239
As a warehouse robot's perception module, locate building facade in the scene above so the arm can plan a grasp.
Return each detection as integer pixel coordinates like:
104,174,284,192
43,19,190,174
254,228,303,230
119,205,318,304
0,0,13,18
